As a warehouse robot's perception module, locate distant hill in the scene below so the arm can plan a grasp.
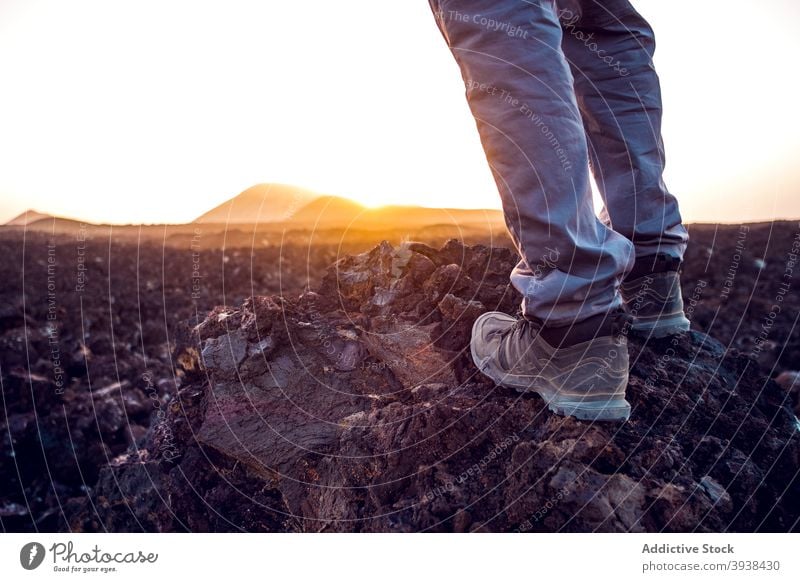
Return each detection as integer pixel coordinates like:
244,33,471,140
4,210,53,226
194,183,319,224
287,195,368,227
3,185,505,238
193,185,505,231
0,214,112,238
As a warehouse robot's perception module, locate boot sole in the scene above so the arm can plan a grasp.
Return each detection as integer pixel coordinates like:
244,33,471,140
470,316,631,422
629,313,690,339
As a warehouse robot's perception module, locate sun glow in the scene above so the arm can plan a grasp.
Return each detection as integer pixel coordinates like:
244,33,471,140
348,197,386,210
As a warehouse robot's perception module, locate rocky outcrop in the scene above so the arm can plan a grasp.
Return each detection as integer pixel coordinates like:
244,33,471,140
65,240,800,532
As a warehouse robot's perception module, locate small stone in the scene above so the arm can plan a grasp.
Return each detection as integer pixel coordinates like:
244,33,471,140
700,476,733,512
200,329,247,378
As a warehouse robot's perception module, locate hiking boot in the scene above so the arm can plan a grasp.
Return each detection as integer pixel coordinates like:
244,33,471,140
470,310,631,422
621,253,690,338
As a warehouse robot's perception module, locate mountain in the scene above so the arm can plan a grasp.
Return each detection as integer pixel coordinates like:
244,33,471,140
286,195,368,227
4,185,505,237
194,185,505,231
194,183,319,224
4,210,53,226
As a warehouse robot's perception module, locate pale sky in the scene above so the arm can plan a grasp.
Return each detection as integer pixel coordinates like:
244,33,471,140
0,0,798,225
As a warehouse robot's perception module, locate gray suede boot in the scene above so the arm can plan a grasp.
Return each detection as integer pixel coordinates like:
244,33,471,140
621,254,691,338
471,310,631,422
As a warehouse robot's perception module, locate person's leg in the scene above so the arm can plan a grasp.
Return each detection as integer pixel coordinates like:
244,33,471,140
557,0,689,261
558,0,691,336
428,0,634,326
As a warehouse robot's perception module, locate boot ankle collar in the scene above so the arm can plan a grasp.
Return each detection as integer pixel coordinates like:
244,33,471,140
625,253,682,282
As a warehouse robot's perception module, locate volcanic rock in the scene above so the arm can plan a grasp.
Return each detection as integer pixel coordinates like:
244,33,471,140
62,240,800,532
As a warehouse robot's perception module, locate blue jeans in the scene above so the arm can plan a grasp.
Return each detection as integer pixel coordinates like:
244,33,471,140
428,0,688,325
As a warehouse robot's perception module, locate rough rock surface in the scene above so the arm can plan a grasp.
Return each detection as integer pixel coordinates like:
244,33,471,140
63,240,800,532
